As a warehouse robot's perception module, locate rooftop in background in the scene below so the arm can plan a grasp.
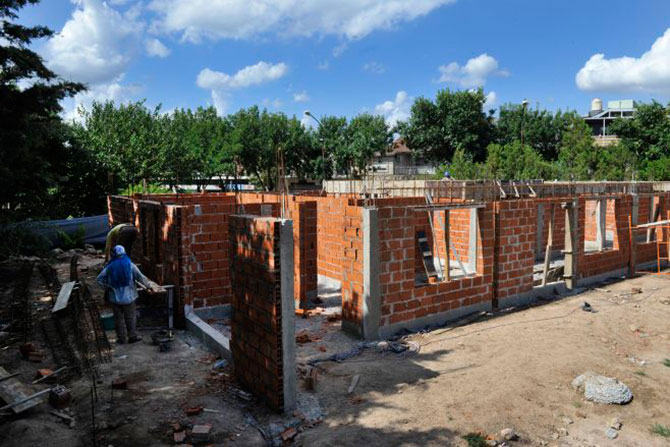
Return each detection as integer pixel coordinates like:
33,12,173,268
583,98,636,142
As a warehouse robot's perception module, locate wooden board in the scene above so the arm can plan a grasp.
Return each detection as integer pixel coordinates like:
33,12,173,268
52,281,76,313
417,230,438,279
0,367,43,413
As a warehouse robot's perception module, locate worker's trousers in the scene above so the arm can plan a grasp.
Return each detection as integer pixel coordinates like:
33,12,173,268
112,301,137,343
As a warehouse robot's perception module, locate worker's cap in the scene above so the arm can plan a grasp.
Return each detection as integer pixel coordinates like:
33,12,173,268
113,245,126,257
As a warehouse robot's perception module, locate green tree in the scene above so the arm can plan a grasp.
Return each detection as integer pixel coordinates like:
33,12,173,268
315,115,348,179
228,106,267,189
0,0,85,221
557,115,598,180
445,148,482,180
80,100,164,193
344,113,390,177
398,88,493,164
484,141,556,180
495,104,573,160
281,116,317,183
609,101,670,179
593,143,637,181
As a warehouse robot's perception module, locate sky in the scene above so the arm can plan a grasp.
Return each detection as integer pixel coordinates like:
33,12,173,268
16,0,670,125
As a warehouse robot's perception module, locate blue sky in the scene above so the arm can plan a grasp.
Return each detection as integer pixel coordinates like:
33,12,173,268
17,0,670,124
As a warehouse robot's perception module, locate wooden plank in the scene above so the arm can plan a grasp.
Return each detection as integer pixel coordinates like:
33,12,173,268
635,219,670,229
52,281,76,313
0,367,43,414
412,203,485,212
542,205,555,286
416,230,438,279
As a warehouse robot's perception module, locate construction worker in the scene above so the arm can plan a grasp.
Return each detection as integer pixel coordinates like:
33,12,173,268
105,223,140,262
97,245,153,344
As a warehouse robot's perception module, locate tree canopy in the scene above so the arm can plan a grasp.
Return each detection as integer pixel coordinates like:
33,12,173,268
398,88,493,163
0,0,85,221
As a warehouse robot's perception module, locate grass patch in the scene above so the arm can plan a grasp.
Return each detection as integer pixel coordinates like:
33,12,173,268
462,433,487,447
572,401,583,408
651,424,670,438
663,358,670,368
634,370,647,376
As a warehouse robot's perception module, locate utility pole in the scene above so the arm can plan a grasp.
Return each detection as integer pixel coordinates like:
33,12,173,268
304,110,327,189
521,99,529,148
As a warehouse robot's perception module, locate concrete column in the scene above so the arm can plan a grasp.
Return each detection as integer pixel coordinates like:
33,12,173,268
362,208,380,340
631,195,639,226
596,199,607,251
468,208,479,274
279,220,296,412
535,203,545,261
562,200,579,290
647,196,655,242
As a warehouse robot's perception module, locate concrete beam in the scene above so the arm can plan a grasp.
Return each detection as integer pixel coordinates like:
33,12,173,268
535,203,545,261
362,208,381,340
468,207,479,274
631,195,639,226
185,311,232,362
562,200,579,290
596,199,607,251
279,220,296,413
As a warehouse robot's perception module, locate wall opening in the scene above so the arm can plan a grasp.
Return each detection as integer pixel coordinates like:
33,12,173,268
534,203,566,287
584,199,615,253
415,207,480,285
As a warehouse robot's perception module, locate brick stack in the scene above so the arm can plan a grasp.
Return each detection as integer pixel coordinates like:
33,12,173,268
229,215,286,412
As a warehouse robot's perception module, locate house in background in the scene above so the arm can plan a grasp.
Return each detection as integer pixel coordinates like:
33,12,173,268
368,138,435,176
584,98,636,147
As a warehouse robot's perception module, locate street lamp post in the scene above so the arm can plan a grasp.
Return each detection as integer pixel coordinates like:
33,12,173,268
520,99,529,148
304,110,327,188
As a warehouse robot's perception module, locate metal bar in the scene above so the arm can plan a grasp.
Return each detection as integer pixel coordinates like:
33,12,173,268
0,388,51,412
542,205,555,286
32,366,68,385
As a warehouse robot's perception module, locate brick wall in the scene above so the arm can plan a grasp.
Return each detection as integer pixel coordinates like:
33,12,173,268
108,193,315,311
376,203,494,328
229,215,290,412
579,197,629,278
494,200,536,300
340,204,364,327
286,199,317,309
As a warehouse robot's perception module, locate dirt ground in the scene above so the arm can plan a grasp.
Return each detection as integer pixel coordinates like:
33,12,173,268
1,252,670,446
296,273,670,446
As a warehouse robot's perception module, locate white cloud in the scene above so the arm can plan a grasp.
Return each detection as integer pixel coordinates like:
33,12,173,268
196,61,288,90
62,78,142,122
438,53,508,88
363,61,386,74
332,41,348,57
197,61,288,115
210,90,229,116
293,90,310,103
374,90,412,126
148,0,456,43
316,61,330,71
484,91,497,111
43,0,142,85
576,28,670,93
145,37,171,58
262,98,282,109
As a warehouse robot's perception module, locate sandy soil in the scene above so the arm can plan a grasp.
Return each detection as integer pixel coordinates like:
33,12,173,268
296,273,670,447
2,252,670,447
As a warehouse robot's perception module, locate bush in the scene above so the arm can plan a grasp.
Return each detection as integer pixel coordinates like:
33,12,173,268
57,225,86,250
119,183,172,196
0,223,51,260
